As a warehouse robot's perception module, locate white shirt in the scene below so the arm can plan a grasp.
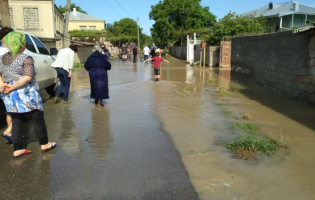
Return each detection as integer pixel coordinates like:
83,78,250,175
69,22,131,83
0,46,8,56
143,47,150,55
51,47,74,72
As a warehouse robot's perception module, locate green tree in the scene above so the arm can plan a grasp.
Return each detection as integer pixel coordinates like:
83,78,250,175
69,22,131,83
112,18,139,36
106,23,113,32
58,3,87,14
149,0,216,46
201,13,271,45
106,18,152,47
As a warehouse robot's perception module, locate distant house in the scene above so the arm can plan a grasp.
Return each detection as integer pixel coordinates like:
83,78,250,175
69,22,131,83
8,0,64,49
69,8,105,31
243,1,315,32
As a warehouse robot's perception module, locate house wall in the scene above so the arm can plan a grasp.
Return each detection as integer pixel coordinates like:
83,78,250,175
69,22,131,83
231,31,315,103
306,15,315,26
9,0,55,38
294,14,307,28
69,21,105,31
282,15,292,29
0,0,10,26
54,5,63,36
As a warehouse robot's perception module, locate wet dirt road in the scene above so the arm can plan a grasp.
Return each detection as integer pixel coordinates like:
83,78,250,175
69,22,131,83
1,56,315,200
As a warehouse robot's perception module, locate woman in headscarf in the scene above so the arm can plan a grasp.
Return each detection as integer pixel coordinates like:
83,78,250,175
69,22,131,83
84,45,111,107
0,31,56,158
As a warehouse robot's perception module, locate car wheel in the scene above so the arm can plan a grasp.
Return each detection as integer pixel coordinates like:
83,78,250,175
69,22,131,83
46,83,56,96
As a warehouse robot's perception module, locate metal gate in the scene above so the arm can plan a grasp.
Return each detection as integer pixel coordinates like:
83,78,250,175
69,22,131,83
187,33,202,64
219,37,231,68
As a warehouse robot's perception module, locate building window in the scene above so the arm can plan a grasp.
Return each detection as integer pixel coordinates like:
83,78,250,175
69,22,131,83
80,26,87,30
23,8,39,29
89,26,96,30
9,8,14,27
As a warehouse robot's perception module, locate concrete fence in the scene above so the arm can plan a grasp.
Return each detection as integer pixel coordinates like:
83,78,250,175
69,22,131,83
169,46,187,60
231,30,315,103
194,45,220,67
74,46,93,63
170,45,219,67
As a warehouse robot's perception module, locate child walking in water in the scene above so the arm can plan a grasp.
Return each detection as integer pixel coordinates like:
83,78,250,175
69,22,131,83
144,52,170,82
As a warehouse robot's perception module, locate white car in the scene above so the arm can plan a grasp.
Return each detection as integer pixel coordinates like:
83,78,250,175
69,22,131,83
19,30,58,96
0,29,58,96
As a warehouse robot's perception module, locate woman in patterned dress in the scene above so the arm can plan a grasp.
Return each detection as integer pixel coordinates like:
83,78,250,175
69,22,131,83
0,31,57,158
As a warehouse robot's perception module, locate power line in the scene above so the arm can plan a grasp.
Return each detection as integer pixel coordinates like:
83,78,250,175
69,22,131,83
104,0,122,19
114,0,135,18
208,5,230,12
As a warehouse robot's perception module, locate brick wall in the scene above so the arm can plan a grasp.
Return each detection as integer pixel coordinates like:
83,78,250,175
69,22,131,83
231,31,315,102
23,8,39,29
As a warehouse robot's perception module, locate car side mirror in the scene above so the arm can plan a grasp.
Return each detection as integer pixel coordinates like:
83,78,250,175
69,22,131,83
50,48,58,56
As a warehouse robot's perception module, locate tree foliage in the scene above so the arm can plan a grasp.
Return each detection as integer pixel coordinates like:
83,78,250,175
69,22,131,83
106,18,152,47
58,3,87,14
199,13,271,45
149,0,216,46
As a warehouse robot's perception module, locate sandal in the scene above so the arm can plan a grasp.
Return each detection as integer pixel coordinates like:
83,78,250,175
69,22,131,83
2,133,12,144
13,150,31,159
41,142,57,153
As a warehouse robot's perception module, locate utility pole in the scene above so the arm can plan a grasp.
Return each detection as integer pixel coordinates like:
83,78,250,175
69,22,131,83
137,16,140,49
63,0,71,48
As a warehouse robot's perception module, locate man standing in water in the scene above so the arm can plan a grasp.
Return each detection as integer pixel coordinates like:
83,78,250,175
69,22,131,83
150,43,156,64
133,45,137,63
143,45,150,63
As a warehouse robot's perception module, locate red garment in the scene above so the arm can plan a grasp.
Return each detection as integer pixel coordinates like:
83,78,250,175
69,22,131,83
152,57,164,68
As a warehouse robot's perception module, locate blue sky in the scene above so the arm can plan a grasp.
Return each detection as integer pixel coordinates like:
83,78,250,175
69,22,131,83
55,0,315,35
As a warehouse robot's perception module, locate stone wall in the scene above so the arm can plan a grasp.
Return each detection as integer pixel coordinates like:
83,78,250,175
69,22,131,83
231,30,315,102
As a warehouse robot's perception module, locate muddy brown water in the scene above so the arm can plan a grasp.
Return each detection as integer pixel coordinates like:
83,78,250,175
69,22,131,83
1,56,315,199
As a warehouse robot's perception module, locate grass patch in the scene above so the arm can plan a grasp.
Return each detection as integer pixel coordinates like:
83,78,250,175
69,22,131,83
227,134,280,157
216,103,227,106
208,79,216,83
73,62,84,69
216,87,230,97
230,122,259,133
229,85,243,92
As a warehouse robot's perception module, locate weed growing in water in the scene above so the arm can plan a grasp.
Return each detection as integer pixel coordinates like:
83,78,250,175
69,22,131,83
208,79,217,83
216,87,230,97
227,134,280,157
229,86,243,92
230,122,260,133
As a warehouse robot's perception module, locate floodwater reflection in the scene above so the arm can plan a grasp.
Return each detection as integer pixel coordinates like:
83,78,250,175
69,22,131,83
89,106,112,160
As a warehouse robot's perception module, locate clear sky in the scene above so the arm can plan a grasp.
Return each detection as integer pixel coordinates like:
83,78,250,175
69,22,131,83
54,0,315,35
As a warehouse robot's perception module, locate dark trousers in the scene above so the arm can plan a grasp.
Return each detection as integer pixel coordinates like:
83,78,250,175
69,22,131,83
56,68,71,100
144,55,149,61
133,54,137,63
11,110,48,151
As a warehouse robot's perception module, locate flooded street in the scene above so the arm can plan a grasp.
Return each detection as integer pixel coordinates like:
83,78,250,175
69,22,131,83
1,56,315,200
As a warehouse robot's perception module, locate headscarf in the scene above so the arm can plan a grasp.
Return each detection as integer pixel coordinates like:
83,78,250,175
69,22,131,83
4,31,26,57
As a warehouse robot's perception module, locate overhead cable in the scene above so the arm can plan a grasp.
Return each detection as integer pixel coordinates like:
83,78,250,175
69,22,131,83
104,0,122,19
114,0,136,18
